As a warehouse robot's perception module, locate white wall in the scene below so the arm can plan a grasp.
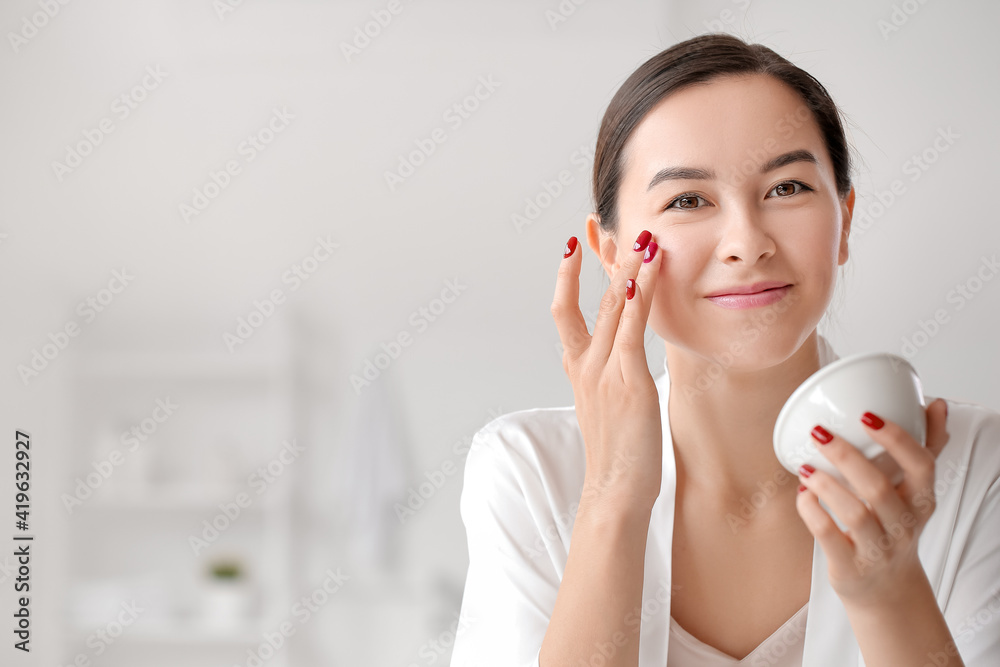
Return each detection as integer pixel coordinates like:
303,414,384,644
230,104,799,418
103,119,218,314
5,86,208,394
0,0,997,665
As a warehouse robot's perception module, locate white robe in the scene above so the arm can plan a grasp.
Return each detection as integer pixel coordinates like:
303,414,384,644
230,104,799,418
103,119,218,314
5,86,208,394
450,334,1000,666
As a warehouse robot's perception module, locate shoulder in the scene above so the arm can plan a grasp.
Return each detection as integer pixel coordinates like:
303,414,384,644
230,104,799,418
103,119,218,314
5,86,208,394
923,395,1000,547
936,395,1000,485
941,394,1000,429
464,405,586,494
459,405,588,556
923,396,1000,636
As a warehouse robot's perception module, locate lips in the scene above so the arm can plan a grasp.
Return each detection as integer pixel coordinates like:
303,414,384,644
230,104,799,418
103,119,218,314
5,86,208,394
704,280,792,297
705,285,791,310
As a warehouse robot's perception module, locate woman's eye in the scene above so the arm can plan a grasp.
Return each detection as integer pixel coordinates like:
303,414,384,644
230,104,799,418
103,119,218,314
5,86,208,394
768,180,813,198
663,194,707,211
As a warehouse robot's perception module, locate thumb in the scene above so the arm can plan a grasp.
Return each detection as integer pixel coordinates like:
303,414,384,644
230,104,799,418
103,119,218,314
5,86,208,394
925,398,950,460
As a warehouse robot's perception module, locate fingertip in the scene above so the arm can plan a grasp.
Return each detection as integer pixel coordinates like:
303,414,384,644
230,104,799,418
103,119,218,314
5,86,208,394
633,229,652,252
794,485,813,516
642,241,658,264
927,398,947,426
625,277,636,301
563,236,579,259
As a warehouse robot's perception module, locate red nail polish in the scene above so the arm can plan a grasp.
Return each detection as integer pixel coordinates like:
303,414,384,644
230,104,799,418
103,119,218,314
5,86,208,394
625,278,635,300
860,412,884,430
798,464,815,478
643,242,658,263
798,484,807,493
564,236,578,258
633,230,651,252
811,425,833,445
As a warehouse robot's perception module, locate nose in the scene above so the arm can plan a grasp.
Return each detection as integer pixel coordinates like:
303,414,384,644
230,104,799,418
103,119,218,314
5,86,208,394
714,202,776,265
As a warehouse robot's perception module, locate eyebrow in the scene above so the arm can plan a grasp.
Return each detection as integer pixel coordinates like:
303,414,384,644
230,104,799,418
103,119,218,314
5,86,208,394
646,149,819,191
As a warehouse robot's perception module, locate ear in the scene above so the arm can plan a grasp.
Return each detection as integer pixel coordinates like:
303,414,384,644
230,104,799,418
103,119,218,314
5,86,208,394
837,186,855,267
585,212,620,280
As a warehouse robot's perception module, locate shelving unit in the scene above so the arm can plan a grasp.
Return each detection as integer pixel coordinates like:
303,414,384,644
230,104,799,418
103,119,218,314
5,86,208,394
64,322,298,666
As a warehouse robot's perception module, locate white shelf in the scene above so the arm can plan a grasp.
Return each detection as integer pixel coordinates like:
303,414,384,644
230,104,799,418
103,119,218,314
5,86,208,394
67,333,298,666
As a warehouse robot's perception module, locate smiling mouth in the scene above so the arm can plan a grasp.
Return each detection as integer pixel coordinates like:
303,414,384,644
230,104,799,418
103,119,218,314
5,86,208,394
712,285,790,297
704,285,792,309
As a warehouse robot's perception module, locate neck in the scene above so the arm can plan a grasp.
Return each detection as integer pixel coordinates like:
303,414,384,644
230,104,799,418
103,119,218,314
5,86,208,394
665,330,823,508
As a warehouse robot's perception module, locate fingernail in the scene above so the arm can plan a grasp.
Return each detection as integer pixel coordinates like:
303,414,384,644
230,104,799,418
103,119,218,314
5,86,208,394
643,241,658,263
564,236,578,258
797,484,807,493
860,412,884,430
811,425,833,445
633,230,651,252
798,464,815,478
625,278,635,300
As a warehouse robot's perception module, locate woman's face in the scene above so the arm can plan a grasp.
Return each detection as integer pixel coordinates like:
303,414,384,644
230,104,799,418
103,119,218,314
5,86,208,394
597,73,854,370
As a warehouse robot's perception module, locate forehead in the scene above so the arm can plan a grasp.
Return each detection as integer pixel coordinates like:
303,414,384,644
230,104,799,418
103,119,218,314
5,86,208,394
622,73,827,187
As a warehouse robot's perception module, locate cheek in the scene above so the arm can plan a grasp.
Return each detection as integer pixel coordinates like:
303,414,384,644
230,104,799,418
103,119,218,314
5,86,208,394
782,209,843,256
646,252,700,337
649,232,708,294
782,226,841,283
649,245,693,304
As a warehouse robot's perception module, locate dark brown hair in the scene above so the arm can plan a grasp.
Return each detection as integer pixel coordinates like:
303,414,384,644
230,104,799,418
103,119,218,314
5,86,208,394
592,33,853,236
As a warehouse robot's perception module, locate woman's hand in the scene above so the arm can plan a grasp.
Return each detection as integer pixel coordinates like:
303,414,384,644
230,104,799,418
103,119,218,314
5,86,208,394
550,229,665,513
795,397,952,608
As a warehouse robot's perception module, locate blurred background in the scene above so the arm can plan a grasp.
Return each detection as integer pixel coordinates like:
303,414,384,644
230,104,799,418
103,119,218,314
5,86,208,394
0,0,998,665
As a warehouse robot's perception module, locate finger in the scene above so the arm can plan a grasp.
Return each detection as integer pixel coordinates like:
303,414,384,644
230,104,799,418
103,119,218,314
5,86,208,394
590,229,653,367
798,467,886,549
856,410,937,507
616,238,664,382
924,398,951,460
795,487,856,567
551,236,590,364
808,425,908,532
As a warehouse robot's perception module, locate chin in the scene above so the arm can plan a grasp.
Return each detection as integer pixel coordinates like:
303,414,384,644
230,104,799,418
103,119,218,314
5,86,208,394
665,318,809,369
710,317,822,369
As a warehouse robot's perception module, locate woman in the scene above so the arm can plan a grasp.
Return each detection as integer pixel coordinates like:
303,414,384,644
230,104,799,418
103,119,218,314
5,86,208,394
450,33,1000,666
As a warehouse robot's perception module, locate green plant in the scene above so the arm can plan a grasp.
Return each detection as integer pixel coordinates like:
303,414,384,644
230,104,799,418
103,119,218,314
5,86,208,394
209,559,243,580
